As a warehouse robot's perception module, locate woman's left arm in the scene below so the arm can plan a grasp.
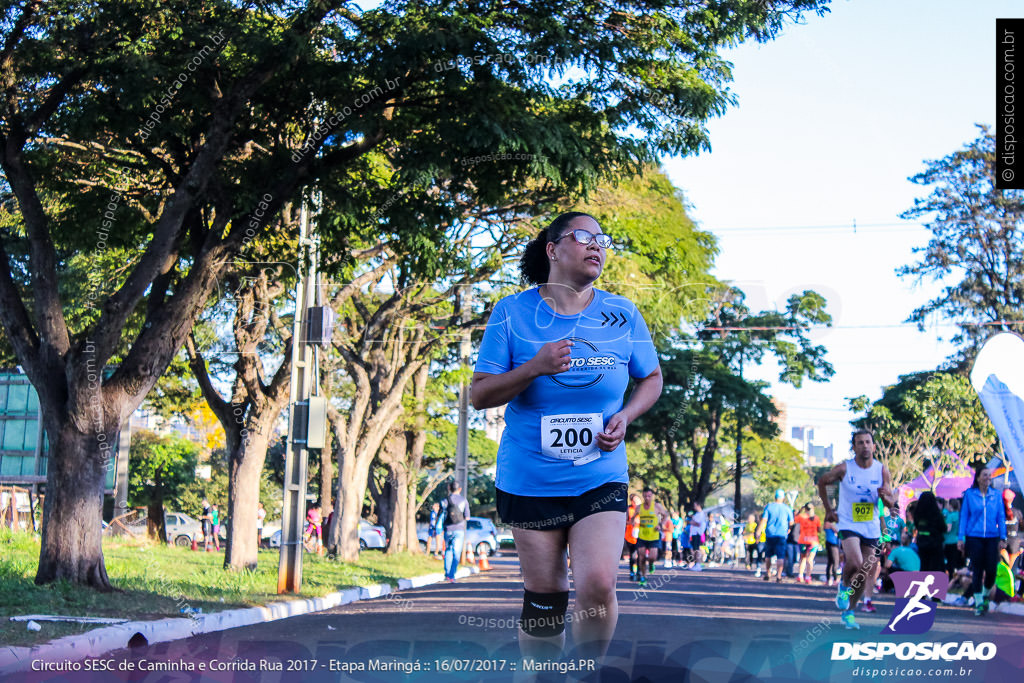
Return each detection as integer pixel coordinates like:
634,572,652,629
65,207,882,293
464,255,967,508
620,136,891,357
595,367,663,452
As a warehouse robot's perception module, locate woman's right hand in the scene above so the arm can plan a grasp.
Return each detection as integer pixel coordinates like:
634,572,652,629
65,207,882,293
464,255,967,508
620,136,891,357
528,339,574,376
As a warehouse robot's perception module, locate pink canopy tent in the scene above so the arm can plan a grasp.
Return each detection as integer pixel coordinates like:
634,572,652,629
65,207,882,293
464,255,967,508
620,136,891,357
896,456,975,516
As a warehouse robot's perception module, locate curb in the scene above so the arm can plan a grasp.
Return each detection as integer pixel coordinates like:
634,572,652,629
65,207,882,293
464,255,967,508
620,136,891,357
0,564,480,674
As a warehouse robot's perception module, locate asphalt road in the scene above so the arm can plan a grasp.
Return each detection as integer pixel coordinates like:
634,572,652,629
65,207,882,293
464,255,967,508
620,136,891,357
13,553,1024,683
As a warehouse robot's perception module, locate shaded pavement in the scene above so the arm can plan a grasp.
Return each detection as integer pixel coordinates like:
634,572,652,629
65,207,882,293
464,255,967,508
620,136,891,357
11,553,1024,682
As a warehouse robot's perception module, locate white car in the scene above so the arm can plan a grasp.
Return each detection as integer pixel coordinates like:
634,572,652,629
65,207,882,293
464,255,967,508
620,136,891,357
417,516,498,557
125,511,205,547
268,519,386,550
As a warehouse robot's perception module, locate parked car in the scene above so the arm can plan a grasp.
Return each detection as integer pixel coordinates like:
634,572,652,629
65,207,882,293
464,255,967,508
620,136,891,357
417,516,498,557
495,527,516,551
135,511,204,547
267,519,386,551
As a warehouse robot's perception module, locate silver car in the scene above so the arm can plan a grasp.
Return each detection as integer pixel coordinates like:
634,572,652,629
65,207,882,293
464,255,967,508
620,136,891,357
268,519,386,550
417,516,498,557
124,511,204,547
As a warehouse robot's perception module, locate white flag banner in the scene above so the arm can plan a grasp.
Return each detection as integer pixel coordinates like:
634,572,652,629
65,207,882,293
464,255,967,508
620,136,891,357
970,332,1024,492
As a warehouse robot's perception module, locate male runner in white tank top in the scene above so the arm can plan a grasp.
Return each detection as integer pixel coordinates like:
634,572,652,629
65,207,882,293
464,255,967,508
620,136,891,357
817,429,896,629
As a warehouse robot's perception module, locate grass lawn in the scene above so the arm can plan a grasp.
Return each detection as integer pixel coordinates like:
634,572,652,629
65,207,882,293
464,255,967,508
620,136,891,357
0,527,442,648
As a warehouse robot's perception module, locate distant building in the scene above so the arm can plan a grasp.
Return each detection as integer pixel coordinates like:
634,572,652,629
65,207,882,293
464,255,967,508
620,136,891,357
772,399,788,435
789,425,834,467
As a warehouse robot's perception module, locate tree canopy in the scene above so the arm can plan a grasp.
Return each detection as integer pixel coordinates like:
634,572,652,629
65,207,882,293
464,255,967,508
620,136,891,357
899,126,1024,366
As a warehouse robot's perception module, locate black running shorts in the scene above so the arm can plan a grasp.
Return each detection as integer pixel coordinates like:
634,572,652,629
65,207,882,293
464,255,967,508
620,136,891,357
496,482,628,530
838,529,881,550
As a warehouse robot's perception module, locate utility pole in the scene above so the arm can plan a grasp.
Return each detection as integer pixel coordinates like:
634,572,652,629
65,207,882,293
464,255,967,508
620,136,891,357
454,288,472,496
278,200,319,594
733,356,743,531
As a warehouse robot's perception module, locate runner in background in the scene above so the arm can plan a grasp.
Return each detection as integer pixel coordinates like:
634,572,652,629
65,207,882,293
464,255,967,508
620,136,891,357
688,502,708,571
818,429,896,630
796,505,822,584
824,517,841,586
757,490,793,583
744,513,759,571
670,508,684,570
662,513,675,568
633,487,668,584
624,493,641,581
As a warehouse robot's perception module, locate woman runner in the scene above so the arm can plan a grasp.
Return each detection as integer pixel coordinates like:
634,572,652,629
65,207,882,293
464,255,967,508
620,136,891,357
472,212,662,661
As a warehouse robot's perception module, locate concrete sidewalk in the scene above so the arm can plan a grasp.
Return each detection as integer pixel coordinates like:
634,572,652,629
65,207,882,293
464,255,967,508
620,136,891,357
0,563,481,675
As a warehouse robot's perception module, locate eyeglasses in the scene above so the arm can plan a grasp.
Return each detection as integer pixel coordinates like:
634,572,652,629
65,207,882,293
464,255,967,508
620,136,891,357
552,229,613,249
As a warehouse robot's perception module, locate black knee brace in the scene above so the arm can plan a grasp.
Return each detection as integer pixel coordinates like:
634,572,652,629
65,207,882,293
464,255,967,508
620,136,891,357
520,590,570,637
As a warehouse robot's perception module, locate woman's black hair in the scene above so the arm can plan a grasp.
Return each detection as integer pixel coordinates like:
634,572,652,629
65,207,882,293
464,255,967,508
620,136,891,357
519,211,598,286
914,490,945,535
970,465,989,489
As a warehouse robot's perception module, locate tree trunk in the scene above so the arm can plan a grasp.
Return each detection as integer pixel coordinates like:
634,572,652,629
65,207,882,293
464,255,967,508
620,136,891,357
34,423,115,590
319,424,333,519
332,447,374,561
224,426,272,571
147,470,167,544
386,462,410,554
404,364,429,553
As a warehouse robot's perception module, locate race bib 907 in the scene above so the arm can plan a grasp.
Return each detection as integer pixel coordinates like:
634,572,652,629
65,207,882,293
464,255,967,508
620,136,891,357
852,502,874,523
541,413,602,466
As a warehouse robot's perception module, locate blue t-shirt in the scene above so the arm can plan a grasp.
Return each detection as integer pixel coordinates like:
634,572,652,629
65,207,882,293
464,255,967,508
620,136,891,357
474,287,659,496
762,502,794,538
888,545,921,572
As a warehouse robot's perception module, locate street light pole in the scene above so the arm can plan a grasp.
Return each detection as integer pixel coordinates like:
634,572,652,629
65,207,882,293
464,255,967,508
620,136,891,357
734,356,743,532
454,288,471,496
278,200,319,594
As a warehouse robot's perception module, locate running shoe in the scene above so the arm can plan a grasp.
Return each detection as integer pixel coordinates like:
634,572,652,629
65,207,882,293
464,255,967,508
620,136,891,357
754,569,762,578
629,572,636,582
692,564,703,572
638,577,648,587
860,600,876,613
836,583,853,610
841,610,860,630
763,573,770,581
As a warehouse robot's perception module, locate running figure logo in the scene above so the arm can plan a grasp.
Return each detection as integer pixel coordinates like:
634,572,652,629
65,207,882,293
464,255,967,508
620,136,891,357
884,572,949,635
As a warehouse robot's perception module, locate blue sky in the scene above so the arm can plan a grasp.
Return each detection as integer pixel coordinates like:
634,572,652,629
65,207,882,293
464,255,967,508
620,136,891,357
663,0,1019,454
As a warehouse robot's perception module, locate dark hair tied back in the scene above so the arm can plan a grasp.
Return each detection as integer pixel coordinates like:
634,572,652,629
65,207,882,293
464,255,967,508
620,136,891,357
519,211,598,286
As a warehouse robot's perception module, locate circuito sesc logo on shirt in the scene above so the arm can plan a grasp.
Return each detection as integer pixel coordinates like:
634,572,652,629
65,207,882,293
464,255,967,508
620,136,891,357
549,337,616,390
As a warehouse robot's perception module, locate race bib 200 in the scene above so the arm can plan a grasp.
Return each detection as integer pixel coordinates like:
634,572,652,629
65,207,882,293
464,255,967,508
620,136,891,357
541,413,602,466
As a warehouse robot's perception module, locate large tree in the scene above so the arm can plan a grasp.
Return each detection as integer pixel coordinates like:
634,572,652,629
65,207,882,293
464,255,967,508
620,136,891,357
127,430,198,543
0,0,828,588
849,370,997,486
631,287,833,508
899,127,1024,366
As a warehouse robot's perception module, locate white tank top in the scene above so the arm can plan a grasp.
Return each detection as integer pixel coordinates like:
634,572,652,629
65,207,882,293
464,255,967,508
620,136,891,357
837,458,883,538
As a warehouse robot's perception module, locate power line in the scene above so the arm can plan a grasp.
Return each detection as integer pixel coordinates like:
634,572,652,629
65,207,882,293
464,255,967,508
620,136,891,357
707,221,926,234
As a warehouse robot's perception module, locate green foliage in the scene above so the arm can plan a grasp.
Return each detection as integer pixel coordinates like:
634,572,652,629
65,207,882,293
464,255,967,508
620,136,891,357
629,285,832,506
127,430,199,510
423,425,499,471
899,126,1024,366
745,436,814,508
627,434,683,511
176,448,282,521
573,166,720,340
849,371,998,482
